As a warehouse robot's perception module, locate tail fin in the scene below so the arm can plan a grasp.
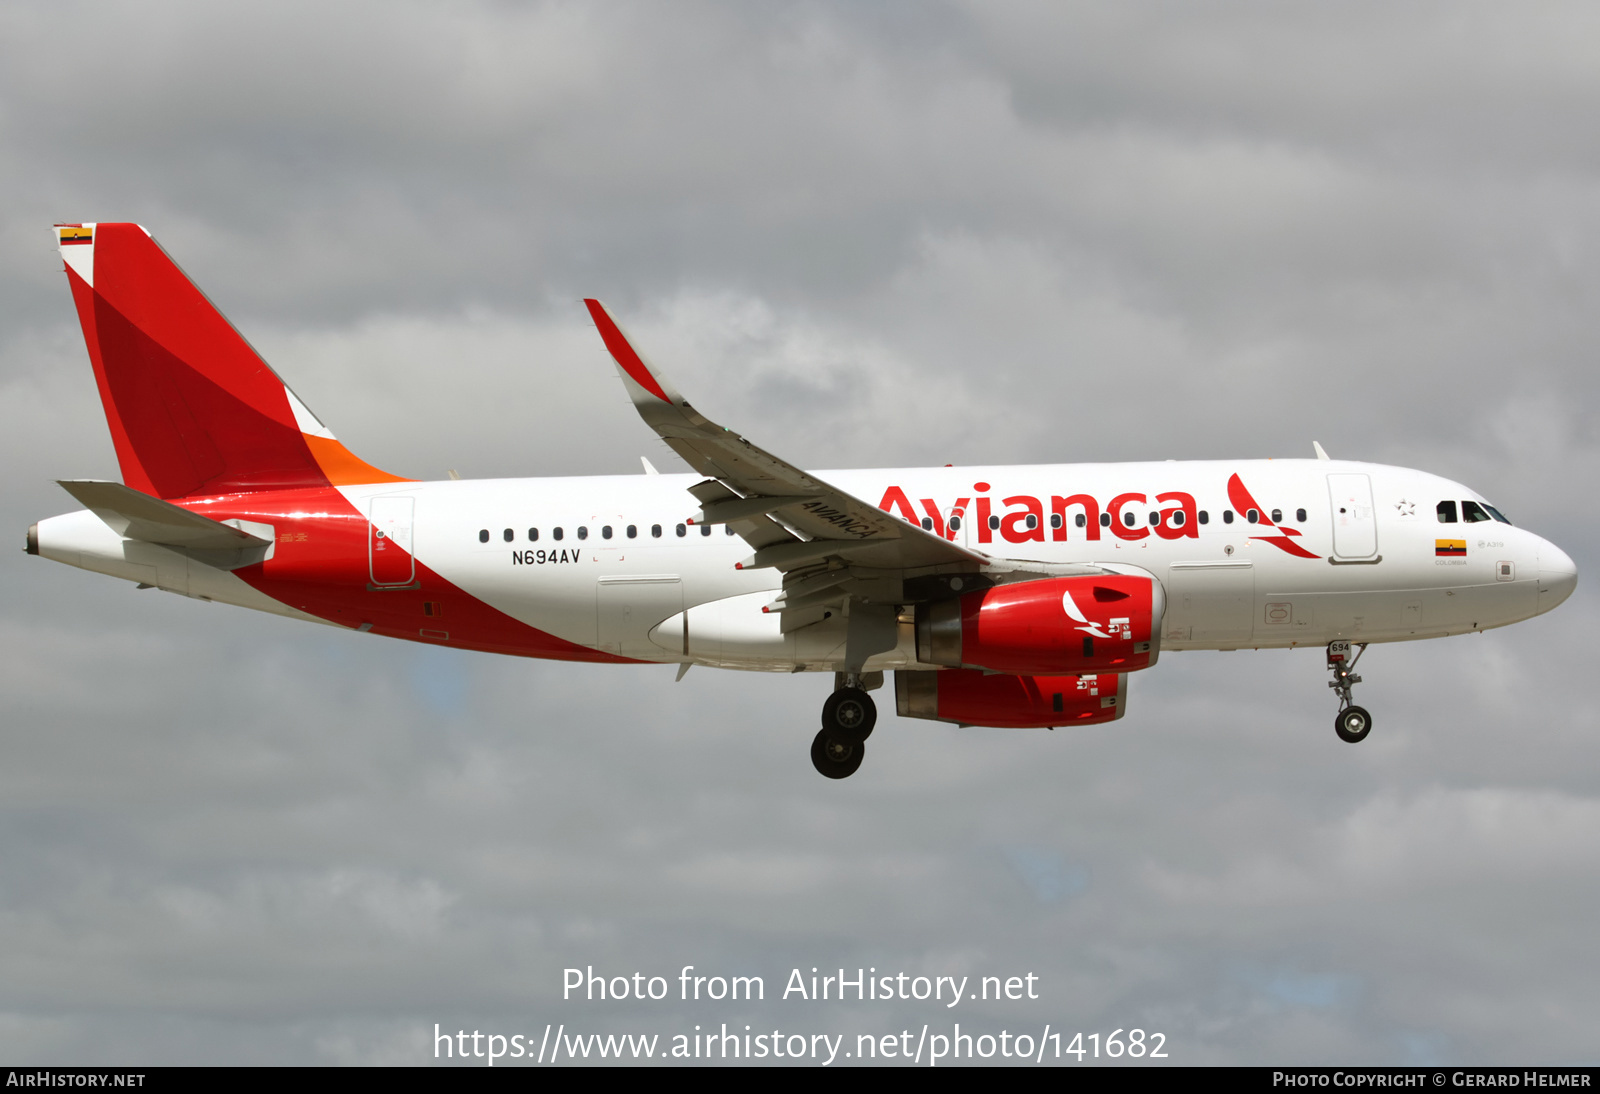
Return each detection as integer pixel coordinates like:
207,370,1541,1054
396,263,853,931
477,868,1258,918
55,223,408,499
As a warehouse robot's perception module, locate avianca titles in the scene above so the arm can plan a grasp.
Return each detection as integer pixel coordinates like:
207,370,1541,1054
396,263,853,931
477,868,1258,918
29,223,1578,778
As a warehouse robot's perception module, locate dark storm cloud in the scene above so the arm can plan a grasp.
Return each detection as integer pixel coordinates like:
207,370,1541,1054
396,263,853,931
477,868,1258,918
1,0,1596,1065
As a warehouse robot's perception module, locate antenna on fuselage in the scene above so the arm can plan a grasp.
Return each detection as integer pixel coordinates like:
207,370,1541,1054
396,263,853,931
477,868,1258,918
1312,441,1331,461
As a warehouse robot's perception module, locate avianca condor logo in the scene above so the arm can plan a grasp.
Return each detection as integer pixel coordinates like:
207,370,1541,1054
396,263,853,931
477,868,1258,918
1061,589,1132,640
876,473,1320,560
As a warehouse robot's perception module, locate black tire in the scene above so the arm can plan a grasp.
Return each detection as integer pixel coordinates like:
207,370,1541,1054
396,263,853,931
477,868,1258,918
811,729,864,779
1335,705,1373,743
821,687,877,745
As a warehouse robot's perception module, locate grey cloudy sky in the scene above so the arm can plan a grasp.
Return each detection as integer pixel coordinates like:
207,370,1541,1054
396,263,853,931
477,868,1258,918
2,0,1596,1065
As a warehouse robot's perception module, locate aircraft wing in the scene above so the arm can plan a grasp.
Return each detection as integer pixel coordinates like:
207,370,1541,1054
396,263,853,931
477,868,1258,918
585,300,989,626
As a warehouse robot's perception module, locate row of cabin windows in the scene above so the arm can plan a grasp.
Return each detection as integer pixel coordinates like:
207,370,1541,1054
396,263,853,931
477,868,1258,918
932,507,1309,532
477,502,1512,541
1437,500,1511,525
478,523,737,543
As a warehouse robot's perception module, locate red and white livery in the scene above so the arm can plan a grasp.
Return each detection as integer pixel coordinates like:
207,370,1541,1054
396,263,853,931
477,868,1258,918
30,224,1578,777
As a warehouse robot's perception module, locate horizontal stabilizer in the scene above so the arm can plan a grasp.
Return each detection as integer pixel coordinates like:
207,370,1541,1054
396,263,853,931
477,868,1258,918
57,480,273,551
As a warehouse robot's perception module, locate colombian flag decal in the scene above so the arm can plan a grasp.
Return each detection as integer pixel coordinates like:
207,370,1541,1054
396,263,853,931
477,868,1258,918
1436,539,1467,557
58,226,93,245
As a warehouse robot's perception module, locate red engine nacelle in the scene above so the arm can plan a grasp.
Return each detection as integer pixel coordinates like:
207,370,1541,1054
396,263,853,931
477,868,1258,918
914,574,1163,675
895,668,1126,728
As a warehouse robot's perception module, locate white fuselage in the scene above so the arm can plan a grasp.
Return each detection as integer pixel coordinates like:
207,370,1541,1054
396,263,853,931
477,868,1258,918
36,457,1576,673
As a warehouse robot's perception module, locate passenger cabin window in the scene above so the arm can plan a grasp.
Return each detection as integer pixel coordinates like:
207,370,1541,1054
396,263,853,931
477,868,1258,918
1296,508,1307,523
1270,508,1282,523
950,515,962,530
1461,501,1493,523
1123,511,1137,528
1437,501,1458,523
1099,513,1111,527
726,525,735,535
553,527,564,540
502,528,513,542
701,524,712,536
478,529,489,543
1223,510,1234,524
602,525,612,539
1026,514,1038,530
676,524,686,537
1148,511,1158,526
528,528,538,542
1172,511,1186,527
652,524,662,538
922,517,933,530
626,525,637,538
1198,511,1209,525
577,526,588,540
1050,514,1063,529
988,515,1000,530
1075,513,1087,528
1246,509,1259,524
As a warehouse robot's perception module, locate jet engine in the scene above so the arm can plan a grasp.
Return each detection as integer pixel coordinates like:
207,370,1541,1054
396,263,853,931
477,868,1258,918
913,574,1163,676
896,668,1126,728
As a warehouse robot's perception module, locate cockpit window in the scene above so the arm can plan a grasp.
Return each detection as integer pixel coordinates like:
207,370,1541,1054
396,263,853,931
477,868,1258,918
1484,504,1512,525
1461,500,1493,523
1436,500,1458,523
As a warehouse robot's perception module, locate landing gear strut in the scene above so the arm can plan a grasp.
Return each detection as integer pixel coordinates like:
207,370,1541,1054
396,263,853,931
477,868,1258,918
810,673,879,778
1326,640,1372,743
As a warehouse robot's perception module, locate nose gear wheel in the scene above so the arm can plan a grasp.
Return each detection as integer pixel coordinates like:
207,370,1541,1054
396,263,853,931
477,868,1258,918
1335,705,1372,743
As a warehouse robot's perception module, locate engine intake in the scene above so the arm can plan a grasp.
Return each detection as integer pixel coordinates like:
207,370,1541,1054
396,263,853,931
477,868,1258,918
896,669,1127,728
914,573,1163,675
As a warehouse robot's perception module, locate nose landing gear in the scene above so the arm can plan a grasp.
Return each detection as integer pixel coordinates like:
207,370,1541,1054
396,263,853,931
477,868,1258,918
810,672,879,778
1327,641,1372,743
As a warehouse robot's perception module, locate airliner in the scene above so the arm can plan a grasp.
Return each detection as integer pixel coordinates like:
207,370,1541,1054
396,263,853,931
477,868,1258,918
28,224,1578,778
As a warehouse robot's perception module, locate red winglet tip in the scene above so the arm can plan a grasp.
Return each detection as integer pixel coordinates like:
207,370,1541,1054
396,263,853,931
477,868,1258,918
584,298,673,404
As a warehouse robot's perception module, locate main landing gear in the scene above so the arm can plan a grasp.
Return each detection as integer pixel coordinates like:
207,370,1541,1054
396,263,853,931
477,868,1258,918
1327,640,1372,743
810,673,878,779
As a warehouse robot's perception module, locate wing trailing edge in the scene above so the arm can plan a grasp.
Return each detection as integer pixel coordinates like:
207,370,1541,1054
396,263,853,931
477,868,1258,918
583,298,1000,654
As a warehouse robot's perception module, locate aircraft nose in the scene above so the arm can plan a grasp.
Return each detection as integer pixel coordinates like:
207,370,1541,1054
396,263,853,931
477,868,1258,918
1536,540,1578,615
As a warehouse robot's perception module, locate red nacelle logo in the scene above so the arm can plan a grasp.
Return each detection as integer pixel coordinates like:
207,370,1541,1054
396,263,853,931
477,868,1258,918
915,574,1162,676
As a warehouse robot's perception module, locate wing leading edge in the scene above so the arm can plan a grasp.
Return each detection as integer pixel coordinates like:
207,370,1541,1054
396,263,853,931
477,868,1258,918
583,299,990,640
